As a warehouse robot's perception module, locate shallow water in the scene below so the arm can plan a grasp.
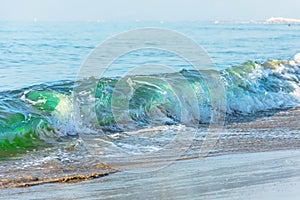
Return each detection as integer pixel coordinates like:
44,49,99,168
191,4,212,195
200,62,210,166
1,106,300,197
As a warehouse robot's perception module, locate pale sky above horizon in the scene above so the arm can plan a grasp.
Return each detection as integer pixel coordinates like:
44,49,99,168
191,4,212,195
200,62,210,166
0,0,300,22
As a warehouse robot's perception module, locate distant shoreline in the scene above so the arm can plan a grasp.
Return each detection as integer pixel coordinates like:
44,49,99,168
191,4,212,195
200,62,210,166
0,17,299,24
266,17,300,24
0,18,300,24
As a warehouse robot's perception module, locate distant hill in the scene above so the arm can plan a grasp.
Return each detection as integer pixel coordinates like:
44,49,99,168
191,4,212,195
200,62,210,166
267,17,300,24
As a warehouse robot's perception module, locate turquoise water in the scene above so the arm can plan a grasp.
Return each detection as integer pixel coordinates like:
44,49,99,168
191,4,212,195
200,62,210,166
1,22,300,194
1,22,300,91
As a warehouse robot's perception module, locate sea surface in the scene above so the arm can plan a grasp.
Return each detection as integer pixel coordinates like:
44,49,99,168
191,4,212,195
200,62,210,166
0,21,300,199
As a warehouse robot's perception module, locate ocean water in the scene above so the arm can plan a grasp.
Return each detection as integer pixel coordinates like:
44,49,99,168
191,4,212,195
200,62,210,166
0,22,300,199
1,22,300,91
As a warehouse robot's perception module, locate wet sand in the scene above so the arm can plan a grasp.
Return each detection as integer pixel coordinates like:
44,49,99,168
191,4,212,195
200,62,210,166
1,149,299,199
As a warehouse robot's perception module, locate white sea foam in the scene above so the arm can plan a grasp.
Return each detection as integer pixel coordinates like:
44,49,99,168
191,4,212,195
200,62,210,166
294,53,300,63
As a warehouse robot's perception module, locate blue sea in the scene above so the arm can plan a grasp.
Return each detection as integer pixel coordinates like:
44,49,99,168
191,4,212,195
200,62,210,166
1,22,300,199
1,22,300,91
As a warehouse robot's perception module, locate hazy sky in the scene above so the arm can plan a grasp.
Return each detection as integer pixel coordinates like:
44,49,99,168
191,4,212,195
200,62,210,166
1,0,300,21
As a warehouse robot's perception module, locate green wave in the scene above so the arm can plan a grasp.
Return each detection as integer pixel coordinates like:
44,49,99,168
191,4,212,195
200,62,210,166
1,59,300,154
